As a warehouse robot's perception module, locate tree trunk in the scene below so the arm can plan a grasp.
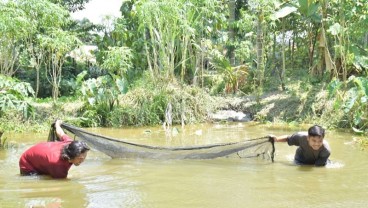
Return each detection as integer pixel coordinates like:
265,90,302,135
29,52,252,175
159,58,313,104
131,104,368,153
291,30,296,70
280,18,286,91
181,35,189,82
256,10,264,89
35,67,39,98
228,0,236,65
339,0,347,82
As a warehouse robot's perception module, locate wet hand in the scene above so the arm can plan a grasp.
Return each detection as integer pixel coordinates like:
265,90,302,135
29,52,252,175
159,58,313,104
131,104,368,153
268,134,277,142
55,119,63,127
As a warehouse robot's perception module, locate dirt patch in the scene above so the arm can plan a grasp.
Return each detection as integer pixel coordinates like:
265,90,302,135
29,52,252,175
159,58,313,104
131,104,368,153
30,88,335,128
32,101,84,121
213,89,333,124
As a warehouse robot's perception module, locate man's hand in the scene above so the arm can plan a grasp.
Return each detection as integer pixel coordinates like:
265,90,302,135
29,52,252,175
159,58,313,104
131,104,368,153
55,119,65,139
269,135,289,142
268,134,277,142
55,119,63,127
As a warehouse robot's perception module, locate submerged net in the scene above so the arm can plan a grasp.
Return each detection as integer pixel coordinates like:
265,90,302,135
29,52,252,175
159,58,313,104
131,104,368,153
49,123,275,161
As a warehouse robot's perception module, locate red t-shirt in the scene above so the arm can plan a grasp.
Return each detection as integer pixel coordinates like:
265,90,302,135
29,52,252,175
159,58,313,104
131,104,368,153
19,135,73,178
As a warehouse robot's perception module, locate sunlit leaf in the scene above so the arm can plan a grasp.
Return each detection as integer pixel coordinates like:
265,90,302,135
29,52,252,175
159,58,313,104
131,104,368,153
271,6,297,20
327,23,344,36
344,94,357,113
352,127,364,134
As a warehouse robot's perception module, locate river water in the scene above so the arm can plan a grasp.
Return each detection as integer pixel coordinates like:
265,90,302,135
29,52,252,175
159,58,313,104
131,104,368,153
0,122,367,208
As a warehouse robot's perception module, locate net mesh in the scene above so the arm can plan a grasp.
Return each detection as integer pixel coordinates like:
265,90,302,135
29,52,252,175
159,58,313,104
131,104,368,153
48,123,275,161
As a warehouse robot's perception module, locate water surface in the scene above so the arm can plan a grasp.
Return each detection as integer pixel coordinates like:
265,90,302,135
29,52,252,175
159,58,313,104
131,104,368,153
0,123,367,208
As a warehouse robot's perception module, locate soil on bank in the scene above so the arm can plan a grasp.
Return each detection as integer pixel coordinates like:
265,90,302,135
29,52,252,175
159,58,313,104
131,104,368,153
1,86,337,134
35,89,334,127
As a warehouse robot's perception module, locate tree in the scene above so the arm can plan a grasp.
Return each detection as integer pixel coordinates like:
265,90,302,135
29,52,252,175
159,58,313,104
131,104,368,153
69,18,100,44
40,29,81,102
17,0,70,97
50,0,91,12
295,0,321,72
271,4,298,90
101,46,133,77
0,1,34,76
247,0,275,96
326,0,368,81
228,0,237,65
135,0,184,79
133,0,226,84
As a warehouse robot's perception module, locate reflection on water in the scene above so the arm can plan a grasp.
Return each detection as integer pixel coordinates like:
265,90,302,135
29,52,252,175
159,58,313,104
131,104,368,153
0,122,367,208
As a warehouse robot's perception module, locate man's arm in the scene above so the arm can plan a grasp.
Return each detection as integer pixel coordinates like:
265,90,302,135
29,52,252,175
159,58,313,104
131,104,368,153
55,120,66,140
269,135,289,142
315,155,330,166
315,145,331,166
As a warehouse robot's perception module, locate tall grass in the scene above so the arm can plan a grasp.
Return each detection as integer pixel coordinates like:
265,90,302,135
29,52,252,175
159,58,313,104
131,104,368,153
114,83,215,126
79,74,217,127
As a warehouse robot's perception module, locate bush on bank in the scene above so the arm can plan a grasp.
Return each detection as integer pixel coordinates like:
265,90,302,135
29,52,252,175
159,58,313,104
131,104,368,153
0,74,367,145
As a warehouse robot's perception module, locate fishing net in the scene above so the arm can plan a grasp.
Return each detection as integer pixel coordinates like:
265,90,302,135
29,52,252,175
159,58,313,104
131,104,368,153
49,122,275,161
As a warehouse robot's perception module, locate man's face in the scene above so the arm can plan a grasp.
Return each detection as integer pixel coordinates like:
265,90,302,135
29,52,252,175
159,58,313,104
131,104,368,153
307,136,323,150
69,152,88,166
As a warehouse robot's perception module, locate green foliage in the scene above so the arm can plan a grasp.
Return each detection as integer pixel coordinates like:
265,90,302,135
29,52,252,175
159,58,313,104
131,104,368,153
295,0,321,23
204,74,226,95
328,77,368,134
114,74,216,126
79,72,216,127
234,40,253,64
1,0,368,138
117,88,168,126
0,133,9,149
0,75,34,119
0,1,35,37
133,0,227,81
0,1,34,75
79,73,128,126
101,46,133,77
50,0,91,12
355,137,368,150
40,29,82,56
39,29,82,101
18,0,70,29
208,49,248,94
0,131,17,149
69,18,100,44
271,5,297,20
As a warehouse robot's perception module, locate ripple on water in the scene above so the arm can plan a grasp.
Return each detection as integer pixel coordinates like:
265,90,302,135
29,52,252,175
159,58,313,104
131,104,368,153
80,174,143,208
325,161,345,169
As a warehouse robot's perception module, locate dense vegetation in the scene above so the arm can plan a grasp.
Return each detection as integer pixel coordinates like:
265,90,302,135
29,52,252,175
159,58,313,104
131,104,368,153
0,0,367,139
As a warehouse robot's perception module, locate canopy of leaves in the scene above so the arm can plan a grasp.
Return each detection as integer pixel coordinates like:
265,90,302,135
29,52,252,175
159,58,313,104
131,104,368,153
50,0,91,12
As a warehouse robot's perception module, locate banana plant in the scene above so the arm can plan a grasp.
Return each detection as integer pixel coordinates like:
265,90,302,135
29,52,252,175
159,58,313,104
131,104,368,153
208,49,248,94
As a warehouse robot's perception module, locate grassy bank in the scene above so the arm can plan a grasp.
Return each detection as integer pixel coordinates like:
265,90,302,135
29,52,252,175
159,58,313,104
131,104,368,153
2,81,368,149
0,78,363,137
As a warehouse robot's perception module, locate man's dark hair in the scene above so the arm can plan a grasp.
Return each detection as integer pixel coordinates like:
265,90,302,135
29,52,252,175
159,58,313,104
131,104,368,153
61,141,90,160
308,125,325,138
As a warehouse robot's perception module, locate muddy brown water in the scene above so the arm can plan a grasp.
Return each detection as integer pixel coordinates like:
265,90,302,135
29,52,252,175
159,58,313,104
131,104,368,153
0,122,367,208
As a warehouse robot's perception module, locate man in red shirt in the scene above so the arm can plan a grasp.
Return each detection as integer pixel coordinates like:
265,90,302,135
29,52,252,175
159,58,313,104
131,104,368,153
19,120,90,178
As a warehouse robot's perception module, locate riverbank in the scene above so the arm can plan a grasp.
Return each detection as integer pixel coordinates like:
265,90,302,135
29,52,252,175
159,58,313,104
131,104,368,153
212,86,337,128
1,85,366,148
0,86,336,132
